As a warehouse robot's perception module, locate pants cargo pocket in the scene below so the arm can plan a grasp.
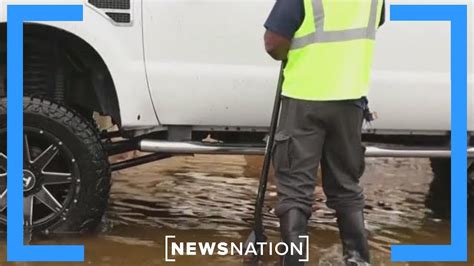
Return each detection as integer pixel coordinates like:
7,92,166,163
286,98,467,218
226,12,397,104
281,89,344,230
358,145,367,178
272,132,292,173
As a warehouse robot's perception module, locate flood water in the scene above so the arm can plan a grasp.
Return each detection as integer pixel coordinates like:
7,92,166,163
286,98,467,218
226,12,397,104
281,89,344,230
0,155,472,265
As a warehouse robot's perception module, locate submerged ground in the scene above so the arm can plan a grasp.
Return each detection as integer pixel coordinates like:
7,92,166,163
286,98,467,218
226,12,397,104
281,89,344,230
0,155,472,265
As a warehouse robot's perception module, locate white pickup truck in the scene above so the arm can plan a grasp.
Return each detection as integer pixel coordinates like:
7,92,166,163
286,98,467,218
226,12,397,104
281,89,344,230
0,0,472,233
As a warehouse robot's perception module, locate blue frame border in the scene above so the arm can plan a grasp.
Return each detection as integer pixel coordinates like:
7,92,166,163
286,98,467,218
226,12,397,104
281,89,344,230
6,5,84,262
390,5,468,262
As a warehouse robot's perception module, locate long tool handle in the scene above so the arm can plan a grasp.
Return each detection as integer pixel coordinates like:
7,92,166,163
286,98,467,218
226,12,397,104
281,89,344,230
253,62,285,240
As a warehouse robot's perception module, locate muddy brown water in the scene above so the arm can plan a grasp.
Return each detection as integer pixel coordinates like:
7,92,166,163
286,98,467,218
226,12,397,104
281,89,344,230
0,155,472,265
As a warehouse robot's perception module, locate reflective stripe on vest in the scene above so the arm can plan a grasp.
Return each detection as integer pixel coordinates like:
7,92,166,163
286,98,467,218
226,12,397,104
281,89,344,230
282,0,382,101
291,0,379,49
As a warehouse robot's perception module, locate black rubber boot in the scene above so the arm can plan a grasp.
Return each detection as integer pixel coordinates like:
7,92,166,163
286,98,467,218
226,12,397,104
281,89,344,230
279,208,308,266
336,211,371,266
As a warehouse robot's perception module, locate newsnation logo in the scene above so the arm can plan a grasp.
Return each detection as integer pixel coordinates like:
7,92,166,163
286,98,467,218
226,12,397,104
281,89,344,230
165,235,309,262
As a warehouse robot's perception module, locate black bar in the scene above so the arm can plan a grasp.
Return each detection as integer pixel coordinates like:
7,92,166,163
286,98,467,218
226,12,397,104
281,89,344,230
101,130,123,140
105,139,138,156
253,62,285,240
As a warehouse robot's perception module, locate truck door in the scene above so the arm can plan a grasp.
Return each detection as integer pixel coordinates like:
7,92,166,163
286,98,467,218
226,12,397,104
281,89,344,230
370,0,472,133
142,0,279,129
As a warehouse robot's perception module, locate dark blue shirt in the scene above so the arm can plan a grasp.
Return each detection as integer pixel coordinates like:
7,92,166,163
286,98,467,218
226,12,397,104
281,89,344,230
264,0,385,40
264,0,305,40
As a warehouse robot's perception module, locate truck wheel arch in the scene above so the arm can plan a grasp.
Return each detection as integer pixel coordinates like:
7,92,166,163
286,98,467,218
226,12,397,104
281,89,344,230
0,23,121,126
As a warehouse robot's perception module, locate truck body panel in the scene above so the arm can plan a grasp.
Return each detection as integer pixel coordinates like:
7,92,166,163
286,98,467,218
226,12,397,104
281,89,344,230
1,0,160,129
142,0,472,133
142,0,278,128
1,0,472,134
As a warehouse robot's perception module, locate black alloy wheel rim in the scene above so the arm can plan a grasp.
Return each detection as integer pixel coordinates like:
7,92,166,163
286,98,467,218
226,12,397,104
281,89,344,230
0,127,80,231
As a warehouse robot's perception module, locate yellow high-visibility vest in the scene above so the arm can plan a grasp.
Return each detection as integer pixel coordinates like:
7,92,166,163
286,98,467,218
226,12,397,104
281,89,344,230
283,0,383,101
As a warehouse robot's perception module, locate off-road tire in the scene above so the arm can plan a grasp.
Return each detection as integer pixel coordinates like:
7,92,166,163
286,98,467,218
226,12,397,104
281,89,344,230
0,97,111,233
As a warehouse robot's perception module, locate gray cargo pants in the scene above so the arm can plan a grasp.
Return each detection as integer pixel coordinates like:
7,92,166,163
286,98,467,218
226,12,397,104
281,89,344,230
273,96,366,218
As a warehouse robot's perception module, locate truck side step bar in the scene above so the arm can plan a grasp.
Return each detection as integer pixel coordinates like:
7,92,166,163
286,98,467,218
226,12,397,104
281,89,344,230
140,140,474,158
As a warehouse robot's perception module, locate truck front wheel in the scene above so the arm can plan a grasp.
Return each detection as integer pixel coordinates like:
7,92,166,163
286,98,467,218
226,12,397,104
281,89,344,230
0,98,111,233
